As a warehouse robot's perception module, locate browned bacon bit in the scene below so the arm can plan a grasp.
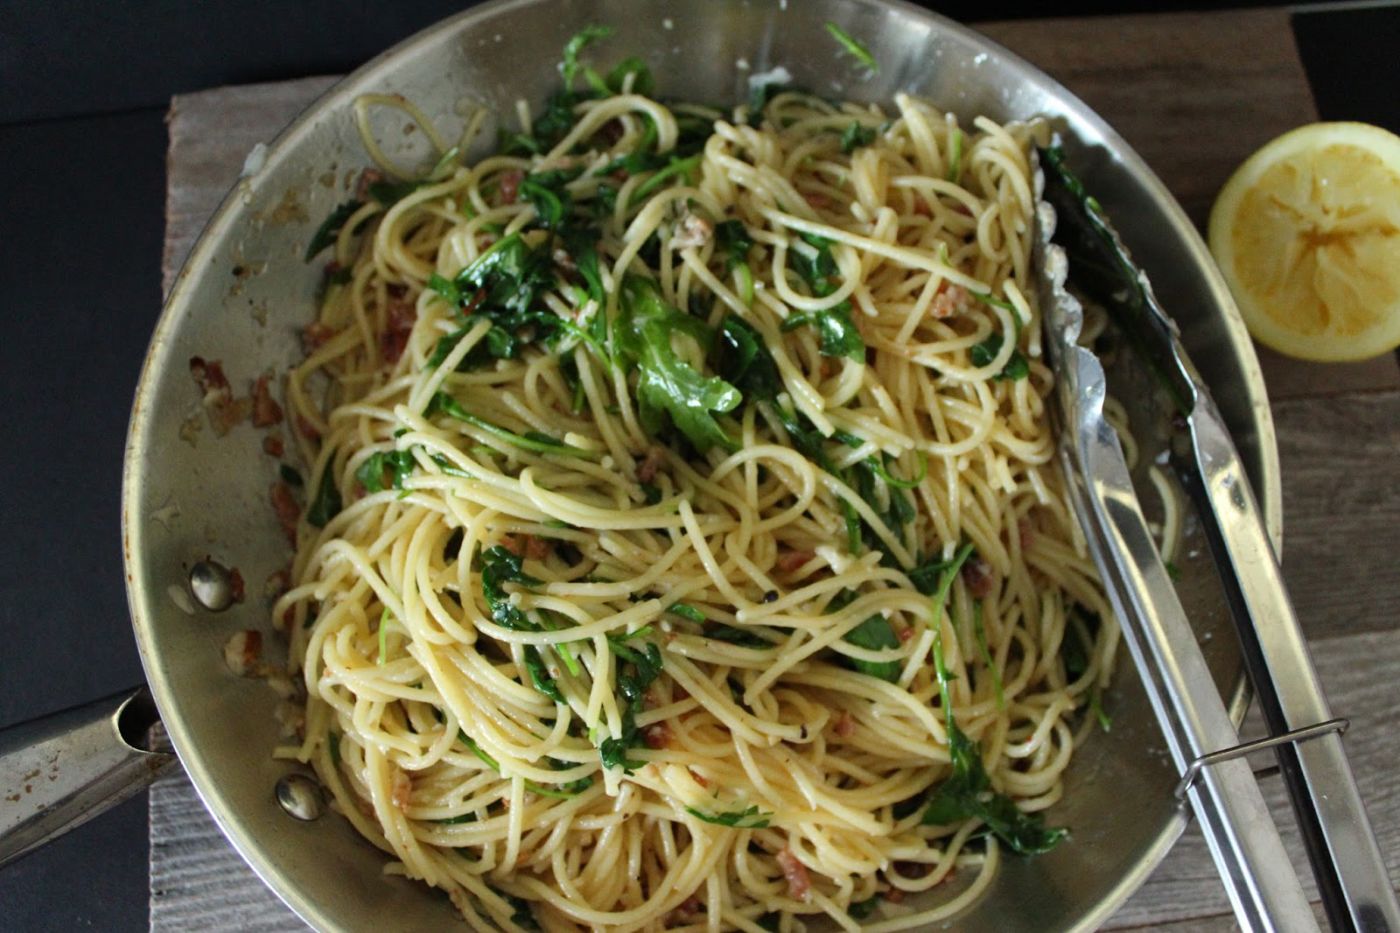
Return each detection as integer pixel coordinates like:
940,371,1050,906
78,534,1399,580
223,630,262,677
883,887,905,904
930,283,970,320
643,723,673,750
775,549,815,575
636,447,666,484
391,768,413,811
913,197,932,217
1019,518,1036,552
835,710,856,738
302,321,335,353
804,191,832,210
227,567,246,604
251,374,283,428
668,896,703,924
355,168,384,201
190,356,250,436
962,556,995,599
777,847,811,900
497,169,523,206
379,298,417,365
262,433,285,458
898,625,915,644
688,768,710,788
264,568,290,602
296,414,322,441
893,860,933,880
270,481,300,544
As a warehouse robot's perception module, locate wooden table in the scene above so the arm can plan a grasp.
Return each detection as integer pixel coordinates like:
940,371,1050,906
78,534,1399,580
155,8,1399,929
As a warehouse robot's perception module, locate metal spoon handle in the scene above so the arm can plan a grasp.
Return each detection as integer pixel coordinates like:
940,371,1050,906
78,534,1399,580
0,686,177,869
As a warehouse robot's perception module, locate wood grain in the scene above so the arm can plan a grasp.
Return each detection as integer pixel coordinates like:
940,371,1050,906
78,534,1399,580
158,12,1398,927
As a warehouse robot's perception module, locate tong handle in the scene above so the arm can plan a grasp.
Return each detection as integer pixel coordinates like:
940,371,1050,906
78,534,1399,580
1184,401,1400,933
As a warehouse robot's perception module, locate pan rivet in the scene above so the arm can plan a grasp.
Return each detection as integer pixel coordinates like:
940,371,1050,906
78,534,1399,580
275,773,325,821
189,560,234,612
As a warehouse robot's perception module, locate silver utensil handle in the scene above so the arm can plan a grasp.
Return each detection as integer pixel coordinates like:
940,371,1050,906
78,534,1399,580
1064,389,1318,932
0,687,178,869
1185,401,1400,933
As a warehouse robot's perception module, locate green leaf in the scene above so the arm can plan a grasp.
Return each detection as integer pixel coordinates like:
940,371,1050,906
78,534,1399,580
606,56,654,96
704,623,775,649
629,154,701,206
561,25,614,88
841,614,901,682
616,276,742,453
947,128,964,183
849,895,882,920
459,732,501,771
427,392,598,459
684,804,771,828
790,232,840,297
972,600,1004,708
825,21,879,72
304,198,364,261
356,449,417,493
921,634,1067,854
478,545,541,631
279,463,303,487
666,603,707,624
713,315,781,402
597,637,665,773
841,121,877,153
306,457,342,528
784,302,864,360
969,334,1029,381
366,178,426,206
714,220,754,274
523,645,564,703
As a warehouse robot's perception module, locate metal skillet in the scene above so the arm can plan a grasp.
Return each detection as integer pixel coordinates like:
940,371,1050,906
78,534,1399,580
0,1,1285,929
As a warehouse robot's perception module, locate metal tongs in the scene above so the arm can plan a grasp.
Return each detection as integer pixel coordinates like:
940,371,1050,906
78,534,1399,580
1033,143,1399,933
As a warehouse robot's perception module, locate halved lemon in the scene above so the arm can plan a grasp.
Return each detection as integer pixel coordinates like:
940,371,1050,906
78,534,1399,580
1208,122,1400,362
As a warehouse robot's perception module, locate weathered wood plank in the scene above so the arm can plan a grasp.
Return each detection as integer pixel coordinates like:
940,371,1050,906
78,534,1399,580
1274,389,1400,641
163,75,339,296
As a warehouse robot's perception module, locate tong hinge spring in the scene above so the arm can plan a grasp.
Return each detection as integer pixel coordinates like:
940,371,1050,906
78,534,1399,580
1174,718,1350,800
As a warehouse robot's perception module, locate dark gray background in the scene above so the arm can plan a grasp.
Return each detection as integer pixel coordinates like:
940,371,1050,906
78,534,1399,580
1,1,1394,929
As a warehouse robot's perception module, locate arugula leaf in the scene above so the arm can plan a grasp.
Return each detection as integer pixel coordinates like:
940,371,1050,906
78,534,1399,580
972,601,1005,708
629,154,701,206
499,890,540,931
747,77,792,123
907,542,975,598
790,232,840,297
356,449,417,493
459,732,502,771
279,463,304,487
841,614,902,682
305,198,365,261
561,25,614,88
825,22,879,72
523,645,564,703
841,121,877,153
616,276,742,453
684,804,771,828
306,458,342,528
782,302,865,360
921,635,1067,854
970,334,1029,381
666,603,707,624
478,545,541,631
427,391,598,459
849,895,881,920
704,623,775,649
713,316,781,402
597,636,664,773
519,167,584,230
432,812,477,825
606,56,654,96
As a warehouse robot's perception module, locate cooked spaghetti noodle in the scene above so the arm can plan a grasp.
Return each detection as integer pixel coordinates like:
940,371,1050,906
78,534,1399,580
272,51,1120,932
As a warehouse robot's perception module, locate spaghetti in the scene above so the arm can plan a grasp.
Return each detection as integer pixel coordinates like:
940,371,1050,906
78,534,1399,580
272,42,1119,932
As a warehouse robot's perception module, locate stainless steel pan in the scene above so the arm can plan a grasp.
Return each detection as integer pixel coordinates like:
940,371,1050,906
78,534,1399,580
0,1,1282,929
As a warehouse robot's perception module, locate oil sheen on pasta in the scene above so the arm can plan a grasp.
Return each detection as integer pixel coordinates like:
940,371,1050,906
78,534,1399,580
273,46,1120,933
